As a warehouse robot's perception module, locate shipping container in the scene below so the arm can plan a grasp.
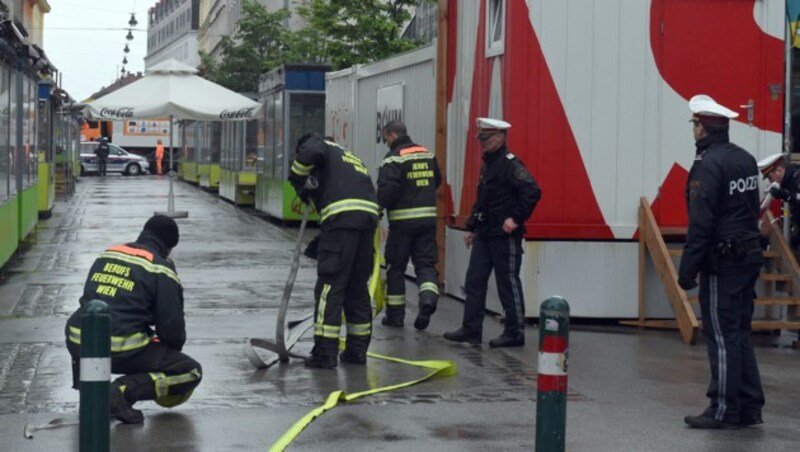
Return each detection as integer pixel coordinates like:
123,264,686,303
326,45,436,181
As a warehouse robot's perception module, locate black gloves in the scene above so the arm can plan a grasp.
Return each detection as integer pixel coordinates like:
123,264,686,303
298,190,311,204
769,186,791,202
304,235,320,260
678,277,698,291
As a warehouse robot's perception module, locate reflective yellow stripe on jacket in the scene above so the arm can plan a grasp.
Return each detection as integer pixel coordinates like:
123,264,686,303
98,251,180,284
320,199,380,222
380,152,434,167
291,160,315,176
68,326,151,353
387,206,437,221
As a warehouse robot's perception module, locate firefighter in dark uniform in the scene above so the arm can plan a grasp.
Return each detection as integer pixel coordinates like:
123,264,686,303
65,215,201,424
290,133,380,369
443,118,540,347
377,120,442,330
758,153,800,250
679,94,764,429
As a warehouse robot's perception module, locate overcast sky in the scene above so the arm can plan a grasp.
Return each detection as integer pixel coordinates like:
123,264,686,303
42,0,152,102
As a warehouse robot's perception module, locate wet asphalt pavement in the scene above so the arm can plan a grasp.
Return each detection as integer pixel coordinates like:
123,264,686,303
1,175,799,451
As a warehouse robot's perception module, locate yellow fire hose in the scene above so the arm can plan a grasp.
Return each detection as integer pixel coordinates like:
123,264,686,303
268,229,458,452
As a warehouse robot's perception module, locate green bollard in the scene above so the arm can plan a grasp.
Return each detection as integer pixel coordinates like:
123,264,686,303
80,300,110,452
536,296,569,452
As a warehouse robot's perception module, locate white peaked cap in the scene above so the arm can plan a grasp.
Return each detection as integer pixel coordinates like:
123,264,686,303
688,94,739,119
757,153,785,176
476,117,511,131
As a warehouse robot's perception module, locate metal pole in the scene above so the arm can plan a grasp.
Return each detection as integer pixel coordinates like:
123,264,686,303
168,115,174,211
536,296,569,452
784,6,794,239
79,300,110,452
783,10,794,240
155,115,188,218
15,56,24,199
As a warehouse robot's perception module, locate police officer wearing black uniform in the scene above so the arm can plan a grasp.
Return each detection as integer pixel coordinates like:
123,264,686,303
66,215,202,424
758,153,800,249
290,133,380,369
679,95,765,430
443,118,540,347
377,120,442,330
95,137,110,176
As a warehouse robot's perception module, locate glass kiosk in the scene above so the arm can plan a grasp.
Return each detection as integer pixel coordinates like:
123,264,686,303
219,118,258,205
256,64,328,220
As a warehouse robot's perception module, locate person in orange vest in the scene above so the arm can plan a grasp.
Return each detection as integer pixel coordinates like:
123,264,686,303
155,139,165,175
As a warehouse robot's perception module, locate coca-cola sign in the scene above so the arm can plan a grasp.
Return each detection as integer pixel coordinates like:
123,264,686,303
100,107,134,118
219,107,256,119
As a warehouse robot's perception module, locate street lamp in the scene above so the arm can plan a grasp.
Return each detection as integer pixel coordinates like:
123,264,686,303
126,29,134,41
128,13,138,28
122,56,128,65
124,43,130,53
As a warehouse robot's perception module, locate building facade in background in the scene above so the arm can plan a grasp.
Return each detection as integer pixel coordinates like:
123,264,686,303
146,0,201,69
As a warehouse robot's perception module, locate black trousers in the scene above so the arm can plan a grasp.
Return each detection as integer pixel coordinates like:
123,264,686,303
462,234,525,339
698,263,764,423
313,226,375,357
384,224,439,317
98,158,107,176
68,341,202,407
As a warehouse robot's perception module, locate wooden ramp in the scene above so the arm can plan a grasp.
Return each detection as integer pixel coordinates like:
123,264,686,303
622,198,800,344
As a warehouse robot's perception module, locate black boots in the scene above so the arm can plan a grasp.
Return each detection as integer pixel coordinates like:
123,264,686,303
304,354,338,369
684,412,740,430
488,332,525,348
305,340,339,369
414,294,437,331
442,328,481,345
381,308,405,328
339,350,367,364
413,305,434,330
740,414,764,427
340,335,369,365
110,381,144,424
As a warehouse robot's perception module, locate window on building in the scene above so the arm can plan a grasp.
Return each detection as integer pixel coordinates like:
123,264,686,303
486,0,505,57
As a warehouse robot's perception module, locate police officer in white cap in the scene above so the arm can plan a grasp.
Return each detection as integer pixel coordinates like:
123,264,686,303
758,153,800,248
443,117,540,347
679,95,765,429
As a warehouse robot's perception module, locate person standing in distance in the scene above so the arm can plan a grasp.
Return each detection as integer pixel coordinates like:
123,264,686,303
155,139,165,175
443,118,540,347
679,94,765,429
95,137,110,176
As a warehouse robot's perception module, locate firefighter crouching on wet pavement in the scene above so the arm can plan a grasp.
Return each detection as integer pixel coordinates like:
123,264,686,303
65,215,202,424
377,120,442,330
678,94,765,430
443,117,540,348
289,132,380,369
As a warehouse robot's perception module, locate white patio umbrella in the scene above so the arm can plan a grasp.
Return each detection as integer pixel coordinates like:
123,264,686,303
85,59,261,218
